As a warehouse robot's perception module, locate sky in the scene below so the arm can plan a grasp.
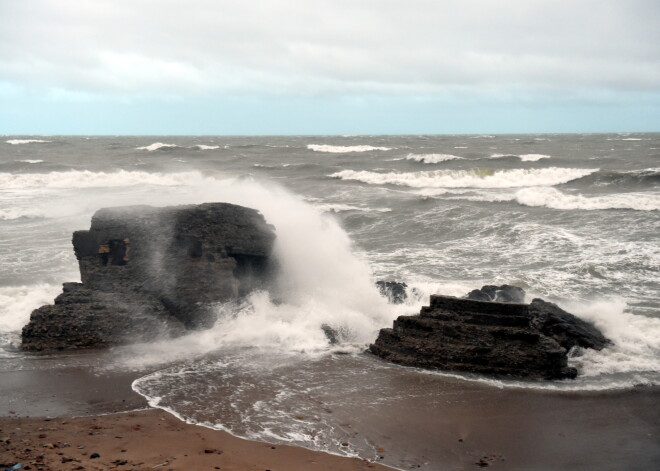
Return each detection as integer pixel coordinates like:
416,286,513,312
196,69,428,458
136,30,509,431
0,0,658,135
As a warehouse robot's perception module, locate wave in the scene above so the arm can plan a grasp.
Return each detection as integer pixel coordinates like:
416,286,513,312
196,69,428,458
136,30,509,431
136,142,179,151
579,168,660,188
606,138,649,141
307,144,392,153
314,203,392,213
194,145,220,150
330,167,598,189
0,170,202,189
6,139,51,145
0,284,61,333
406,153,463,164
514,187,660,211
16,159,44,164
491,153,551,162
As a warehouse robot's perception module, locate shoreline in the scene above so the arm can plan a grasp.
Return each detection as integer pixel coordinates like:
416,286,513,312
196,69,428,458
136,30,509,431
2,352,659,470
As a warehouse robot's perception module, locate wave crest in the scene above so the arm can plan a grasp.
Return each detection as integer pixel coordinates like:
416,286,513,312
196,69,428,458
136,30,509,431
6,139,51,145
307,144,392,153
515,187,660,211
330,167,597,189
136,142,179,151
0,170,202,189
406,153,463,163
491,153,551,161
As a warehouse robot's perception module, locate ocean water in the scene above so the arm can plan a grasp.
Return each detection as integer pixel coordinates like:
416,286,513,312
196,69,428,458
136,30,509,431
1,134,659,468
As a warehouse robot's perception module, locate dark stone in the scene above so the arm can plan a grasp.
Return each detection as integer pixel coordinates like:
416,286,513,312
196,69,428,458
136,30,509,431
90,453,100,459
321,324,339,345
22,203,275,351
465,285,526,303
529,298,610,351
376,281,408,304
370,294,610,380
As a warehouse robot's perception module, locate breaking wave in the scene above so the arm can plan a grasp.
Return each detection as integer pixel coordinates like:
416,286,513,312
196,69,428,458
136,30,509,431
194,145,220,150
585,168,660,187
307,144,392,153
514,187,660,211
16,159,44,164
0,284,62,334
136,142,179,151
0,170,202,189
330,167,598,189
490,153,551,162
406,153,463,163
6,139,51,145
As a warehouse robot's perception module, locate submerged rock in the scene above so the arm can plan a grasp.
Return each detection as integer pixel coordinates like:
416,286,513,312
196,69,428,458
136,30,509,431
376,281,408,304
22,203,275,351
370,293,610,380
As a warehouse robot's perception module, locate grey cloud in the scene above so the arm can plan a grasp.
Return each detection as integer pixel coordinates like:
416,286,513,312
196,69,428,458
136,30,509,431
0,0,658,97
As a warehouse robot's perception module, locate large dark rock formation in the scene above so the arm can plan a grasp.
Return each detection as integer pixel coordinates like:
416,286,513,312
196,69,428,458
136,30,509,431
370,293,610,380
22,203,275,351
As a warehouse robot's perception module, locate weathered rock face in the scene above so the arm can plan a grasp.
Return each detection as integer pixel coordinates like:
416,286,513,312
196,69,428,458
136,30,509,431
22,203,275,351
370,294,610,380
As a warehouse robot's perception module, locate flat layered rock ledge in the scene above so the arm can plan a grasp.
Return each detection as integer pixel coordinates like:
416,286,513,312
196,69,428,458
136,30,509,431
22,203,275,351
370,294,610,380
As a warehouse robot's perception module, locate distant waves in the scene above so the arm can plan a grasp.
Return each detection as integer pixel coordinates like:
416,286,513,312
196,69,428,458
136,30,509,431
307,144,393,153
330,167,597,189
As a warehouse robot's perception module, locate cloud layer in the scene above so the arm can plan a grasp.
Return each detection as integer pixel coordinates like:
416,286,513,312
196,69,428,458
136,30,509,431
1,0,658,98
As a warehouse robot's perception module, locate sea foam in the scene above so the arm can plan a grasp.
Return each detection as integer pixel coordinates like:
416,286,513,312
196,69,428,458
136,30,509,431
514,187,660,211
307,144,392,153
0,170,201,189
6,139,51,145
136,142,179,151
490,153,551,161
330,167,597,189
406,153,463,163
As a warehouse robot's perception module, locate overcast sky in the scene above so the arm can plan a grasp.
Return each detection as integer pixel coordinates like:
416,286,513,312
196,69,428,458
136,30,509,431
1,0,658,134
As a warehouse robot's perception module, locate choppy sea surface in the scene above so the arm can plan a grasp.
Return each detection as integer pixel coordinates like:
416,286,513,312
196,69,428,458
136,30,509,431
1,134,659,468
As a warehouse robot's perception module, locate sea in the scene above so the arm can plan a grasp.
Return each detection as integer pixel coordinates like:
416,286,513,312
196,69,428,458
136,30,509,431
0,134,659,469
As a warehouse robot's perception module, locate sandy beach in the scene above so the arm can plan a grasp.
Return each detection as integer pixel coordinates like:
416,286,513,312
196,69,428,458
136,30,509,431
0,409,392,471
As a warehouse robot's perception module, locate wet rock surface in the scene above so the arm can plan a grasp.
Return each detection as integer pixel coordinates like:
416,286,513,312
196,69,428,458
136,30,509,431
22,203,275,351
370,290,610,380
376,281,408,304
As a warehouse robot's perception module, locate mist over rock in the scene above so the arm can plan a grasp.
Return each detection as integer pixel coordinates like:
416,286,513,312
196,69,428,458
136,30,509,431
22,203,275,351
370,291,610,380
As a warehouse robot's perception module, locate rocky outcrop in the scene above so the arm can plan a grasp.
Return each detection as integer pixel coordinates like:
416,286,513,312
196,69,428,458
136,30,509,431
466,284,525,304
370,293,610,380
22,203,275,351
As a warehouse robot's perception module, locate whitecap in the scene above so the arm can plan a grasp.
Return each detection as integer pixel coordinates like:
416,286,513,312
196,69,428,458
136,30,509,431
6,139,51,145
16,159,44,163
330,167,597,189
490,153,551,161
307,144,392,153
406,153,463,164
0,170,203,189
514,187,660,211
136,142,179,151
194,145,220,150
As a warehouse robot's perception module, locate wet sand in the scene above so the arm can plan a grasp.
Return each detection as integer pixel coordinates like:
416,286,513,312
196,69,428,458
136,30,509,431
0,409,391,471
